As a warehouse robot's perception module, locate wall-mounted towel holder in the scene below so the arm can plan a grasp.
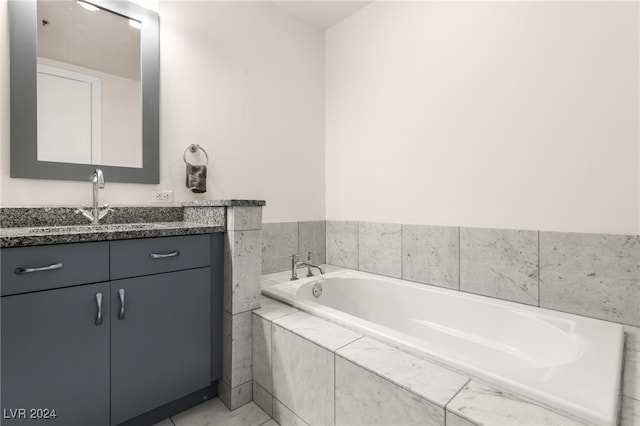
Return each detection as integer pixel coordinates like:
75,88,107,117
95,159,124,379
183,144,209,165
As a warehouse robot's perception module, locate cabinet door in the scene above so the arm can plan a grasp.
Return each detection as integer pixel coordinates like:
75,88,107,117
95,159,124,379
1,283,110,426
110,268,211,425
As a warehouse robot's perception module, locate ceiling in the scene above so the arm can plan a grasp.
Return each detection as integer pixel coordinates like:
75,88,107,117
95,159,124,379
272,1,373,30
35,0,373,80
37,0,141,80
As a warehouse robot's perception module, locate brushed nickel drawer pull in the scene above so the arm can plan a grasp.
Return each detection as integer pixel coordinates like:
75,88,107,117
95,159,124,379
149,251,180,259
95,293,103,326
14,262,63,275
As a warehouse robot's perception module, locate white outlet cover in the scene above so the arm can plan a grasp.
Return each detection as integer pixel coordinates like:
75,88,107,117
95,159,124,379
151,190,174,203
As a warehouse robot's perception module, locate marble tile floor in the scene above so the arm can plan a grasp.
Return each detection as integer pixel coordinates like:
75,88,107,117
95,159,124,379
153,398,273,426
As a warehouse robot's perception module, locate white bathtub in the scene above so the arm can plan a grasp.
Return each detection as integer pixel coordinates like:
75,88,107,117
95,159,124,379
263,269,624,426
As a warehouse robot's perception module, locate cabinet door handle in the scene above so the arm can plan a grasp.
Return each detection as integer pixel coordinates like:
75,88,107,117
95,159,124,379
14,262,63,275
95,293,103,326
149,251,180,259
118,289,126,320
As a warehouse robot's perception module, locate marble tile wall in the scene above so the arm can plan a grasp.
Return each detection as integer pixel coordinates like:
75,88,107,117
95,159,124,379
622,395,639,426
402,224,459,290
252,315,272,395
262,221,326,274
358,222,402,278
272,324,336,426
622,324,640,426
335,356,444,425
445,381,585,426
218,206,263,410
539,232,640,326
335,337,468,425
460,227,538,305
326,220,640,327
273,399,308,426
253,381,273,417
299,221,327,266
222,311,252,387
326,220,358,269
224,230,262,314
254,294,597,426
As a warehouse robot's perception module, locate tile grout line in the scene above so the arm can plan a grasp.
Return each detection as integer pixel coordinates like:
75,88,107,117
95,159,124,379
297,221,300,265
272,396,307,426
400,224,404,280
270,321,275,418
334,335,365,353
537,230,540,307
444,378,471,409
334,351,337,426
325,220,328,266
458,227,461,291
272,322,360,361
357,221,360,271
443,379,476,426
250,308,254,409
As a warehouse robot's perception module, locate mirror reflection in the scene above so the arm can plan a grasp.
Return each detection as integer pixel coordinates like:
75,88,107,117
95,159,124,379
36,0,142,168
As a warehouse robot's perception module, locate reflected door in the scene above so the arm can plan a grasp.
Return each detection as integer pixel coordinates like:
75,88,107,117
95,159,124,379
36,64,102,164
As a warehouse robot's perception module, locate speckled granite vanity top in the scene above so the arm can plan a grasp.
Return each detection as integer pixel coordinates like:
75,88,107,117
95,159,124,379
182,199,266,207
0,201,264,248
0,222,224,248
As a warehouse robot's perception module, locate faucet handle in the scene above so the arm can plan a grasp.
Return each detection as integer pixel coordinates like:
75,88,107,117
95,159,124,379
292,254,299,261
75,207,94,222
98,205,113,220
307,251,313,261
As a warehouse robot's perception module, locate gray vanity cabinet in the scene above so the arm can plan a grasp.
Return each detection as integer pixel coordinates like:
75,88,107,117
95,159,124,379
1,282,111,426
110,268,211,425
1,233,220,426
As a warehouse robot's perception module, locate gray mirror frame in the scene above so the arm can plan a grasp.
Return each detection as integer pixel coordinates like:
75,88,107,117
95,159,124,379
9,0,159,184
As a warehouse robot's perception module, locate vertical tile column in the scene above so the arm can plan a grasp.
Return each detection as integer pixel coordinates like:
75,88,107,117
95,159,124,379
220,206,263,409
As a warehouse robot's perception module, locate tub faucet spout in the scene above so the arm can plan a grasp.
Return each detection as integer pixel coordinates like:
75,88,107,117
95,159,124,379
290,252,325,281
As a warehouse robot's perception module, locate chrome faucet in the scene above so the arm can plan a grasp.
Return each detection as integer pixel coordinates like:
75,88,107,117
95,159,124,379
290,252,325,281
75,169,112,224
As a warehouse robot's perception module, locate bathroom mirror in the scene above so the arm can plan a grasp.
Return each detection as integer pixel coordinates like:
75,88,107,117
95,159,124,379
9,0,159,183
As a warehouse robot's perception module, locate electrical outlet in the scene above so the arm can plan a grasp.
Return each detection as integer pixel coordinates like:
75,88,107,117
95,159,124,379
151,190,174,203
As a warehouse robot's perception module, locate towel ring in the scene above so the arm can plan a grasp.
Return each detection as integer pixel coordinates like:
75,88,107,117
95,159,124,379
183,144,209,165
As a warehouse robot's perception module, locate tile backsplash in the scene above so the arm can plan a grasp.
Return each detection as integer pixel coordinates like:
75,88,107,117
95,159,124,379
326,220,358,269
261,219,639,327
325,220,640,328
539,232,640,326
358,222,402,278
402,225,459,290
460,227,539,306
262,221,327,274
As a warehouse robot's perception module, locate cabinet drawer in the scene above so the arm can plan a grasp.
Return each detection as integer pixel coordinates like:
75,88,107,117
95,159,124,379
110,235,210,279
1,242,109,296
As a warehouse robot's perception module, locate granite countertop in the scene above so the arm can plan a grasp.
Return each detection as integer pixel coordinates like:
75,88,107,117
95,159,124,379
0,222,224,248
182,199,266,207
0,200,265,248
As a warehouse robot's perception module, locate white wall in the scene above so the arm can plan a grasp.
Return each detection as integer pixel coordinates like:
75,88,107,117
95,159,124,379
3,1,639,233
0,0,326,223
326,1,640,235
